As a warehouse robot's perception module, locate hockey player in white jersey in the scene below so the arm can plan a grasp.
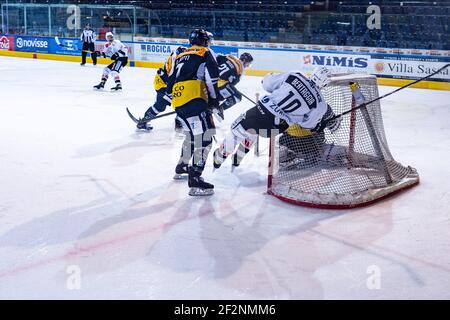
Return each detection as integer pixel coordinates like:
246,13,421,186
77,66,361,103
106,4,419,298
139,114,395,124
213,66,342,168
93,32,128,91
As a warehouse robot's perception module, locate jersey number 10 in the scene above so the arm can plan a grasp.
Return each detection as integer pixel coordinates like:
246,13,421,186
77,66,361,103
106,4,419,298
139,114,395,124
277,91,303,113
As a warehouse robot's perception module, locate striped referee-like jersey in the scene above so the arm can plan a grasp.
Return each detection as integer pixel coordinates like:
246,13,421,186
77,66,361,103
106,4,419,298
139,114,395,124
80,29,96,43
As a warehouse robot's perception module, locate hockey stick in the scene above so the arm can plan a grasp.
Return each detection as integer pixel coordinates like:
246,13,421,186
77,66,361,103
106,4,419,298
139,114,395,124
126,107,140,124
232,86,258,106
126,107,176,124
328,63,450,123
154,110,176,119
55,36,100,55
55,36,82,50
55,36,70,48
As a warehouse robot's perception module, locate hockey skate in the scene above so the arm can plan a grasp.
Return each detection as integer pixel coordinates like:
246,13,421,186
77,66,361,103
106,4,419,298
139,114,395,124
111,83,122,92
93,82,105,90
188,168,214,196
173,163,188,180
136,119,153,131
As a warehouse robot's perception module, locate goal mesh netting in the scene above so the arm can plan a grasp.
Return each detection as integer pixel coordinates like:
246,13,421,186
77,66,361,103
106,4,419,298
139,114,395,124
267,74,419,209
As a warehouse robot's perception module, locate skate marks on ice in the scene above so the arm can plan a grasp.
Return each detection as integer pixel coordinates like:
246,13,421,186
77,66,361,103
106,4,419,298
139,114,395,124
0,172,446,298
0,175,185,284
0,175,171,249
140,197,404,299
72,127,179,167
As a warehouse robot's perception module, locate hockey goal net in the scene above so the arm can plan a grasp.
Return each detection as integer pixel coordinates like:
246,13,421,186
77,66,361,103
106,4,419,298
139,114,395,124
267,74,419,209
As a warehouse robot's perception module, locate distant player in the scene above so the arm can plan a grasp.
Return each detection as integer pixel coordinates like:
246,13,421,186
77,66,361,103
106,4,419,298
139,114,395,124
213,67,342,168
136,46,186,131
80,23,97,66
93,32,128,91
166,29,220,196
214,52,254,121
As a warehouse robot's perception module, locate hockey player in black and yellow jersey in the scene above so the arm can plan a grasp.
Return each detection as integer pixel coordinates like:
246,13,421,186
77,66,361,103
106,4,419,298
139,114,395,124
214,52,254,120
166,29,219,196
136,46,186,131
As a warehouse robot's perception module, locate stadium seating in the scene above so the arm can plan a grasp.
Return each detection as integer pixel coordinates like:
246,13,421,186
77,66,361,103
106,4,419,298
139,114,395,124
2,0,449,50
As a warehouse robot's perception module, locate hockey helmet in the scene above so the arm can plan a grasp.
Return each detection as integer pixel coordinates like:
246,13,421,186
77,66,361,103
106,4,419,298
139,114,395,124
206,31,214,46
240,52,254,68
310,66,331,89
105,32,114,42
189,29,210,47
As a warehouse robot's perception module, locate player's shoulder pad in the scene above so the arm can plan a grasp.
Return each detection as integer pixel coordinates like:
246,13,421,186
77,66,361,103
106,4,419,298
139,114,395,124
176,46,209,59
226,54,244,75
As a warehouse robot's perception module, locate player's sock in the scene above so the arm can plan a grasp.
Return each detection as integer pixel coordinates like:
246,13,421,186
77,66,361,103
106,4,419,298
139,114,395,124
232,140,253,167
111,75,122,91
213,147,228,169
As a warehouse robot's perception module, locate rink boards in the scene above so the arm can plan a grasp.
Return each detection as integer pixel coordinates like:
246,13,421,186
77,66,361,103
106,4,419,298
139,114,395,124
1,34,449,90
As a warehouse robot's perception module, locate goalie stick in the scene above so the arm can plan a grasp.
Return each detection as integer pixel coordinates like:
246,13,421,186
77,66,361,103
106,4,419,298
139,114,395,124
327,63,450,124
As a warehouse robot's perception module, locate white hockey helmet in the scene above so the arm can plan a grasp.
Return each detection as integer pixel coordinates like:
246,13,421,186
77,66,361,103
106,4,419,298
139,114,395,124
105,32,114,42
310,66,331,89
206,31,214,47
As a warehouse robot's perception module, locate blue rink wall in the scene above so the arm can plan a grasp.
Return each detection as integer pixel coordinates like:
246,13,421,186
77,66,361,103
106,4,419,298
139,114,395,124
1,34,449,90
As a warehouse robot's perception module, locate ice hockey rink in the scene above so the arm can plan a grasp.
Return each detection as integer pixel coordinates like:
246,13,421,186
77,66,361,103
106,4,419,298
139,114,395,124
0,56,449,299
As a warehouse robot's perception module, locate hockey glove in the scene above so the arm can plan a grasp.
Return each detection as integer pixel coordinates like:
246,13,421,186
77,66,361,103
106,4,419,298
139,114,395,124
111,53,119,61
94,51,104,58
313,105,342,134
208,98,219,111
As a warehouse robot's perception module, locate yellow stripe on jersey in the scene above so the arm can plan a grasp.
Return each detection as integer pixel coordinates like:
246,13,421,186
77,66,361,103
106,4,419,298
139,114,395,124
286,124,312,137
165,53,174,75
172,80,208,109
176,46,209,59
218,79,228,88
153,72,167,91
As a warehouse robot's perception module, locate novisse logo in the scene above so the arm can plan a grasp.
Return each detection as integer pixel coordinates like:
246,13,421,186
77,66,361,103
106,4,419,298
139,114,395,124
16,37,49,49
303,54,368,68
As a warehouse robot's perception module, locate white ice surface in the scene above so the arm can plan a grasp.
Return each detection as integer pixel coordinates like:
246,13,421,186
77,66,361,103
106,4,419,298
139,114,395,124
0,56,449,299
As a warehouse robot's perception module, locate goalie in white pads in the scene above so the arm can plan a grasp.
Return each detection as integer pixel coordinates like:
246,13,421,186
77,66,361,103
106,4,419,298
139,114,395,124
213,67,342,168
93,32,128,91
